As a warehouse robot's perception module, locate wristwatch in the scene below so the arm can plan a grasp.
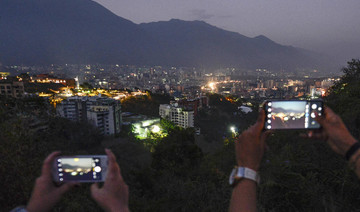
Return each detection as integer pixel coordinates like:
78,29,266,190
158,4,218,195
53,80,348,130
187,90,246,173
229,166,260,187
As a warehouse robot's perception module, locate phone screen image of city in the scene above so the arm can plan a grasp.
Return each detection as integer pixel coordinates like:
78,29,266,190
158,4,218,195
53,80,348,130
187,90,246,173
59,158,96,181
270,101,307,129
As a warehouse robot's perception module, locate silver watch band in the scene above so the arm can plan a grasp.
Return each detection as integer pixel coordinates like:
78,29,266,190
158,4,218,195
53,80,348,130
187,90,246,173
229,166,260,186
237,167,260,183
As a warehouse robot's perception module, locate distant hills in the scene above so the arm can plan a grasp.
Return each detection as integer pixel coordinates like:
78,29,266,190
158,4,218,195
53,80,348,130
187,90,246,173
0,0,335,71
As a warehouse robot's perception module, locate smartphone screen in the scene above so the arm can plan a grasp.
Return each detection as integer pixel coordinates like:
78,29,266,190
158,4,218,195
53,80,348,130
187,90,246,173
53,156,107,182
264,100,323,130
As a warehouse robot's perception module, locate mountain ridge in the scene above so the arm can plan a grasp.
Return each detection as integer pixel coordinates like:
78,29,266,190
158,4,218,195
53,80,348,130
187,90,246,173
0,0,333,71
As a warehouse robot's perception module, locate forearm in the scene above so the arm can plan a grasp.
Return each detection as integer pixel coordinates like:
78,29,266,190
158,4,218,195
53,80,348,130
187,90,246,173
109,207,130,212
229,179,257,212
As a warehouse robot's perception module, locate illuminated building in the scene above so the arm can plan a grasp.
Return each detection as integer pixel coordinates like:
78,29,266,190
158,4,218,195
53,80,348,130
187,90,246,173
0,72,10,80
159,103,194,128
31,74,76,88
176,96,209,116
56,96,121,135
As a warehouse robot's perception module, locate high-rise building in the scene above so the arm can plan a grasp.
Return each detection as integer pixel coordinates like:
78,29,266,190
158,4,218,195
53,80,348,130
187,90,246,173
0,81,24,98
175,96,208,116
159,103,194,128
56,96,121,135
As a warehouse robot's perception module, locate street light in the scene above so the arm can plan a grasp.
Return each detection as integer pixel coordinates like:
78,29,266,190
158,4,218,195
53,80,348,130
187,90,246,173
230,126,238,137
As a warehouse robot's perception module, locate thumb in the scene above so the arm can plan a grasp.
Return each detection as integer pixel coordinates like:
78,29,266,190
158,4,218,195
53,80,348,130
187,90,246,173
254,109,266,132
261,130,272,142
315,112,327,128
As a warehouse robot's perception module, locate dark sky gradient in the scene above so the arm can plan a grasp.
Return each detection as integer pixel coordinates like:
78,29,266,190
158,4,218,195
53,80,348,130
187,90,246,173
93,0,360,64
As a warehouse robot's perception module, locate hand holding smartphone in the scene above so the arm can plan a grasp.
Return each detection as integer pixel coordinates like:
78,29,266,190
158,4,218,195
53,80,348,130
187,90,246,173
52,155,108,182
264,100,323,130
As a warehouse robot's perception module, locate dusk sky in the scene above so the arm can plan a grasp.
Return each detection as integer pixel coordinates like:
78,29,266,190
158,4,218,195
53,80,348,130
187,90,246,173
272,101,306,112
93,0,360,63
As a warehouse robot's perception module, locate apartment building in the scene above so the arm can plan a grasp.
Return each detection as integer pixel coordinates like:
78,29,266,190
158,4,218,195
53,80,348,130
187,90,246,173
159,103,194,128
56,96,121,135
0,81,24,98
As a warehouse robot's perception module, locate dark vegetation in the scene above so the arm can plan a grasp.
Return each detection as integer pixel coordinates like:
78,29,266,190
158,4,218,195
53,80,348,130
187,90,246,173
120,92,171,117
1,59,360,211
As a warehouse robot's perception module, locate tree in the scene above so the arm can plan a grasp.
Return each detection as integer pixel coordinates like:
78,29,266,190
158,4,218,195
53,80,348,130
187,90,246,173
326,59,360,137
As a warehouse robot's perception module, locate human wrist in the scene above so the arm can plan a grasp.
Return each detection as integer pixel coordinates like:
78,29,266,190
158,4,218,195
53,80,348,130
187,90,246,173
110,208,129,212
229,166,260,187
26,202,40,212
345,140,360,160
108,204,129,212
349,145,360,165
341,136,358,156
232,178,257,189
237,161,260,171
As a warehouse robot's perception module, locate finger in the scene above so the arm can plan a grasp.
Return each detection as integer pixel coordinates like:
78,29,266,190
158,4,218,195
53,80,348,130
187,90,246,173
323,106,335,118
314,110,328,128
57,182,77,195
324,106,342,124
41,151,61,178
90,183,100,198
105,149,121,179
254,109,266,132
310,131,328,140
91,183,100,192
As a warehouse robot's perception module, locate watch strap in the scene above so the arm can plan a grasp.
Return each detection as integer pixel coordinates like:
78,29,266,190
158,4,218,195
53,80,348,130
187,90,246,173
229,166,260,186
346,142,360,161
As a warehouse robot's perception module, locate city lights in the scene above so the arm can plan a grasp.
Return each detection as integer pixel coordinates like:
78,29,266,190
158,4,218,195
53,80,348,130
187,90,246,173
151,125,161,133
208,82,215,91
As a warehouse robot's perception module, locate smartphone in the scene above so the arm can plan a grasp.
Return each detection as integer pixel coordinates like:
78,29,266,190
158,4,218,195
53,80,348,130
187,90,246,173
264,100,323,130
52,155,108,182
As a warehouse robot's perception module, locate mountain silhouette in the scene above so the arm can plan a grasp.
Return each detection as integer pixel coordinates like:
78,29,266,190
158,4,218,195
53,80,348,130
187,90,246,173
0,0,333,71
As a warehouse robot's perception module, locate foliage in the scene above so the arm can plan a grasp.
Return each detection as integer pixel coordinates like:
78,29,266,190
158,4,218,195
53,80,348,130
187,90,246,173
326,59,360,138
196,93,256,148
258,131,360,211
159,118,181,133
80,82,94,90
121,93,171,116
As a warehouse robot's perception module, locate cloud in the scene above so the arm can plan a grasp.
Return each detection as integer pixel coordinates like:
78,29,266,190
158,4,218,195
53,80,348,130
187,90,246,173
189,9,214,20
218,15,233,19
189,9,233,21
